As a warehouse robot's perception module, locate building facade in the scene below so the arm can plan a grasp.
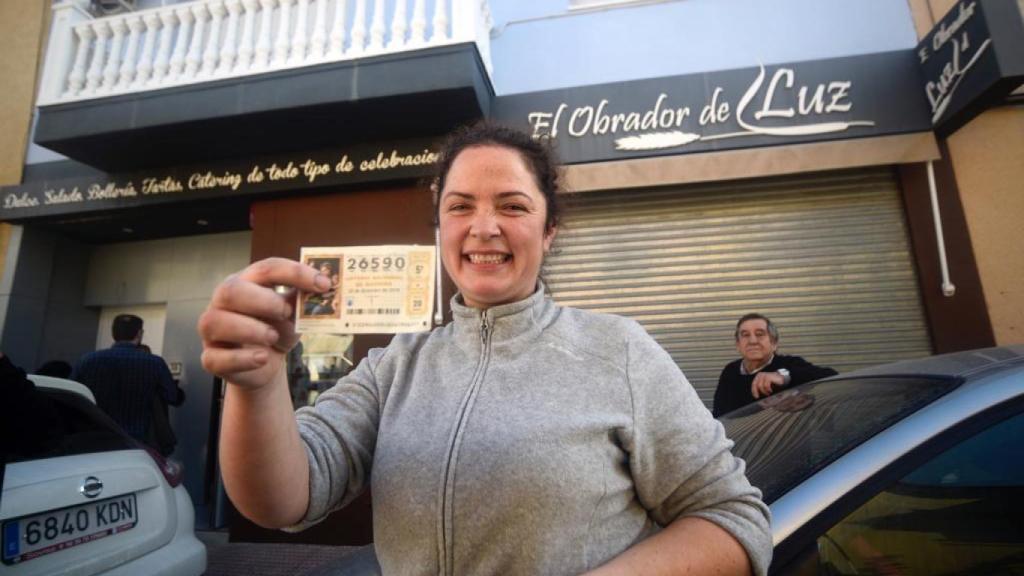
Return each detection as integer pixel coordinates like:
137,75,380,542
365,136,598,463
1,0,1021,542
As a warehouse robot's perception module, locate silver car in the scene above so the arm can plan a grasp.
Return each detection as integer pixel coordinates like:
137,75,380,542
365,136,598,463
1,375,205,575
721,345,1024,575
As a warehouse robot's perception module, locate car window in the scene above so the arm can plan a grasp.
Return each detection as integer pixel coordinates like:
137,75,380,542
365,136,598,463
902,410,1024,488
722,376,960,503
782,409,1024,576
6,388,136,464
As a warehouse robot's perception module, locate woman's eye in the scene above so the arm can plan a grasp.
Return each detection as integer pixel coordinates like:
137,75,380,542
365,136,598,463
504,204,527,212
446,203,469,212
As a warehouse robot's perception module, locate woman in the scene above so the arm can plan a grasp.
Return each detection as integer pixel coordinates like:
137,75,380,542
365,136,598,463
198,123,771,575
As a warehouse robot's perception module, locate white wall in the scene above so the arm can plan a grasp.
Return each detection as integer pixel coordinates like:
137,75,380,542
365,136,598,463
489,0,919,94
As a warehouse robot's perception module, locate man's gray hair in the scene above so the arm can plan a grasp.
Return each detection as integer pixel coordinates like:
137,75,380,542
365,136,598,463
734,313,779,342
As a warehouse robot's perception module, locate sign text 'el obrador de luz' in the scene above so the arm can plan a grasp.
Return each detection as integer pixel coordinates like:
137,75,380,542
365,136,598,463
495,50,931,165
1,50,938,221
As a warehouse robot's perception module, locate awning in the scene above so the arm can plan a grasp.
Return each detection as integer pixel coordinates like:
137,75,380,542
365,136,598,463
34,43,492,173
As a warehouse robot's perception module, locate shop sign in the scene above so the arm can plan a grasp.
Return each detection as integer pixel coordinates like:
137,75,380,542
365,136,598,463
917,0,1024,136
0,140,439,221
494,51,932,165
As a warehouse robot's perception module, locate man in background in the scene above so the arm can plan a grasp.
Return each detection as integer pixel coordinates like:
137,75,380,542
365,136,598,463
712,313,837,417
73,314,184,452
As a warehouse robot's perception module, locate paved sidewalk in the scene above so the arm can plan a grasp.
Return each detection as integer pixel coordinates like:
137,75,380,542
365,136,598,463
197,531,379,576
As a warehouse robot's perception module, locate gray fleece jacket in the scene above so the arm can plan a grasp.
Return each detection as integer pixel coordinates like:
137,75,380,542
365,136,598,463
292,286,772,575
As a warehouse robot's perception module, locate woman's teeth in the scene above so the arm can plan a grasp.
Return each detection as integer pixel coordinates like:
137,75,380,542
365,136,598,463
468,254,508,264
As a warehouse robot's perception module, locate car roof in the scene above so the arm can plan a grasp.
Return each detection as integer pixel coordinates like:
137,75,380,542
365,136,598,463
825,344,1024,380
768,345,1024,547
27,374,96,404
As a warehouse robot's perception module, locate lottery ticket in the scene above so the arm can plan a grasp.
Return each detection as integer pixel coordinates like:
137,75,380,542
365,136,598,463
296,245,435,334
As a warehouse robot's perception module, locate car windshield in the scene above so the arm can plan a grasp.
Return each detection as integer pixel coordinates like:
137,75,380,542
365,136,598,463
721,375,962,504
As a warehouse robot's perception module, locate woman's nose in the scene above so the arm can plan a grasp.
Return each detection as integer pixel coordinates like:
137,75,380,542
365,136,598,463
470,211,501,238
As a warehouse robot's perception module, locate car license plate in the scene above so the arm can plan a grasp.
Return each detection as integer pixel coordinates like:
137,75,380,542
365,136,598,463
2,494,138,565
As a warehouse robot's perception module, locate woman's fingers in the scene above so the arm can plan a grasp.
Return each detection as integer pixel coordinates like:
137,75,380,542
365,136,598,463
211,275,294,321
201,346,270,377
264,314,302,354
211,259,330,321
238,257,332,293
199,258,327,386
198,308,280,348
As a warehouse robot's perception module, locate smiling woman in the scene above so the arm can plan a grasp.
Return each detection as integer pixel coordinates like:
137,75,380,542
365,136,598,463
199,122,772,576
436,132,559,309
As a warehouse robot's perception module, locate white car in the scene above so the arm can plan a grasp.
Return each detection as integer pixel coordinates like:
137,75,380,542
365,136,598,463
1,375,206,575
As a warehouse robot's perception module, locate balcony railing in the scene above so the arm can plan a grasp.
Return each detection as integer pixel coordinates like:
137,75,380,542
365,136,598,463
38,0,493,106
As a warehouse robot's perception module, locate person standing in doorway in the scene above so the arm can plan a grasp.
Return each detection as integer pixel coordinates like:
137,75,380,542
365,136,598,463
73,314,184,451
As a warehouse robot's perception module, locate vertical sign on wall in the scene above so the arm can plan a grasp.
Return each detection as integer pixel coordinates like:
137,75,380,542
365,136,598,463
917,0,1024,136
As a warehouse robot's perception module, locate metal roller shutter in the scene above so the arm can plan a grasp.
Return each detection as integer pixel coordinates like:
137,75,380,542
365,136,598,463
544,167,933,405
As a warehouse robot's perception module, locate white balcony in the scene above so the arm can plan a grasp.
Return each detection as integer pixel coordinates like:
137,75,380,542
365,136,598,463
38,0,493,107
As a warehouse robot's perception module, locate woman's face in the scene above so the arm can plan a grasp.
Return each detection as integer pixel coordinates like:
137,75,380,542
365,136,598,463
439,145,556,309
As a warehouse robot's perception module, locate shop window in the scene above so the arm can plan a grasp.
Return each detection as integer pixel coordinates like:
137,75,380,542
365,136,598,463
785,410,1024,575
286,333,355,409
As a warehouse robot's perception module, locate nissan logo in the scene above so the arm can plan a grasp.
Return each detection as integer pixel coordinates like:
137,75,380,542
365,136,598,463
80,476,103,499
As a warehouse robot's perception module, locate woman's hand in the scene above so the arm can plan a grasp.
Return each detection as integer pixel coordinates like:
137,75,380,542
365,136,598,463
198,257,330,391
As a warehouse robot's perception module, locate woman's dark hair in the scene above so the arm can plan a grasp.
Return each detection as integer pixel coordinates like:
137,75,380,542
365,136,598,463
432,122,562,231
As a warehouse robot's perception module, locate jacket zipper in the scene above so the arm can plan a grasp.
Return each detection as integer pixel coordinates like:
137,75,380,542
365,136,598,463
439,311,492,575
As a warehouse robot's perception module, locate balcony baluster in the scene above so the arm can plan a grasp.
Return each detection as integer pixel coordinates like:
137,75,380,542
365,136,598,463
308,0,328,61
118,16,143,88
185,3,209,78
328,0,349,57
133,13,160,87
273,0,294,67
350,0,367,55
151,10,177,85
409,0,426,46
255,0,276,70
368,0,386,53
101,18,127,92
84,20,111,95
66,24,94,96
203,1,227,77
431,0,448,43
289,0,311,65
388,0,407,50
218,0,242,74
235,0,258,72
169,6,194,80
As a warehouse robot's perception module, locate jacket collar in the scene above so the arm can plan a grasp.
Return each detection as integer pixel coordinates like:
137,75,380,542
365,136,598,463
449,283,555,352
740,354,776,375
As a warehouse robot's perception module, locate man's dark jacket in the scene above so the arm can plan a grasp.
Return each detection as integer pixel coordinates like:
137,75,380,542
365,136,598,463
712,354,837,417
72,342,182,446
